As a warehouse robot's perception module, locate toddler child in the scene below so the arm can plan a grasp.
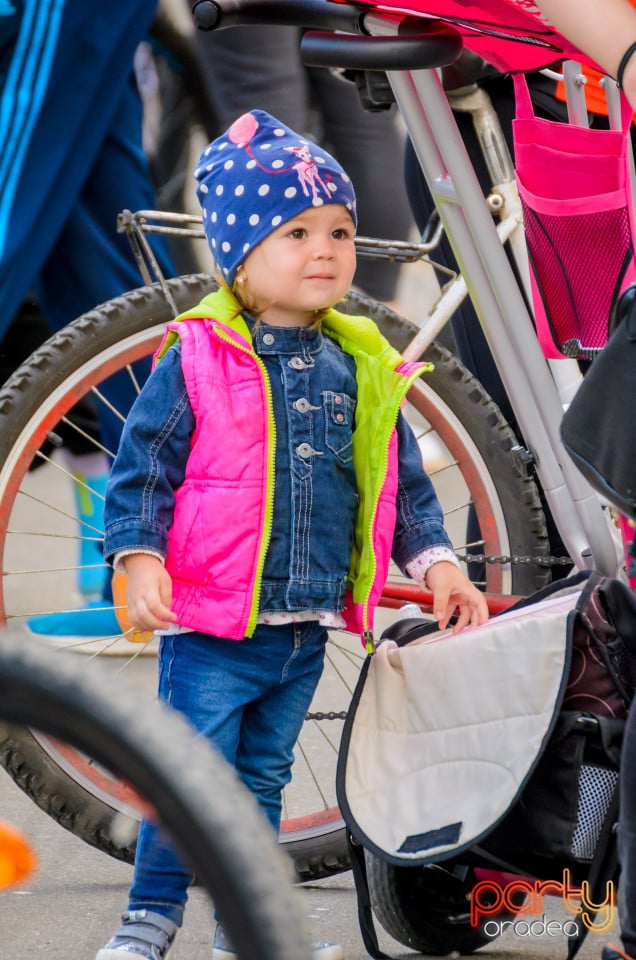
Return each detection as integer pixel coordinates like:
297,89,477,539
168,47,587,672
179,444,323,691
96,109,488,960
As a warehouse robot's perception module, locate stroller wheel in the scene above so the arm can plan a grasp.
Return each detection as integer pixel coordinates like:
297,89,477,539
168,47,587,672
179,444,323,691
365,856,520,955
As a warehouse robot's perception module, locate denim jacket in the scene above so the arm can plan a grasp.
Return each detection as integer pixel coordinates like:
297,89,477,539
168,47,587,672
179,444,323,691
104,292,452,641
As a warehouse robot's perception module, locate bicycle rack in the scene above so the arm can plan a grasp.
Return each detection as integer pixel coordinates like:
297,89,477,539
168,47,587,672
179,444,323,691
117,207,455,310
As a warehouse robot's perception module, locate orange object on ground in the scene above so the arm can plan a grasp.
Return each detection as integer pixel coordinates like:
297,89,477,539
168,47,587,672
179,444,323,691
111,569,154,643
0,820,36,889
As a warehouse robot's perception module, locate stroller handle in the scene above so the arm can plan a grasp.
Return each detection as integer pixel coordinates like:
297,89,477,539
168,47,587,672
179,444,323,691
301,21,462,72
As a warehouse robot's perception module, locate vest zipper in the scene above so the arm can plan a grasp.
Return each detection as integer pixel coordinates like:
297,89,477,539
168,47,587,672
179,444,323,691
212,327,276,637
360,362,434,645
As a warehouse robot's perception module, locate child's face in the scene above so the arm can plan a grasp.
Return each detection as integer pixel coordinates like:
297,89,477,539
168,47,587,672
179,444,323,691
240,204,356,326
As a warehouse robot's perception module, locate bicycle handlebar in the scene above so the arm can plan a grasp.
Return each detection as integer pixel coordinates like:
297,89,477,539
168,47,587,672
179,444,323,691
192,0,463,71
191,0,366,33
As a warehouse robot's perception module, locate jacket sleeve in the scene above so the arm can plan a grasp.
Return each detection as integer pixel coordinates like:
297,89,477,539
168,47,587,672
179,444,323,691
103,344,195,563
391,409,454,573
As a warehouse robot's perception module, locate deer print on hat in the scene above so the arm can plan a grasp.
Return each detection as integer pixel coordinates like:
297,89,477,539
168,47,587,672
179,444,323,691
283,143,334,204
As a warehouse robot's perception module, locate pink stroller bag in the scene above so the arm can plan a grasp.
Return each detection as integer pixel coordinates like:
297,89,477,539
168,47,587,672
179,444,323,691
513,74,636,359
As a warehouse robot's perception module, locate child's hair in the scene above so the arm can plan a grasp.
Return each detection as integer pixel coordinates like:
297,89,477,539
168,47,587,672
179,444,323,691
195,110,357,287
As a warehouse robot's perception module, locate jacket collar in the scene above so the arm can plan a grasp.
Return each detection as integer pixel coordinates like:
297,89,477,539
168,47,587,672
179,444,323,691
168,285,406,371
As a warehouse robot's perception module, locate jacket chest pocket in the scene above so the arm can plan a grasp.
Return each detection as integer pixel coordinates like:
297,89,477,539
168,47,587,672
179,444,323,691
322,390,356,464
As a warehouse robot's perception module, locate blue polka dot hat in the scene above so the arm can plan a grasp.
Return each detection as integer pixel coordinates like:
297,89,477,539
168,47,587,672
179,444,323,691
194,110,357,285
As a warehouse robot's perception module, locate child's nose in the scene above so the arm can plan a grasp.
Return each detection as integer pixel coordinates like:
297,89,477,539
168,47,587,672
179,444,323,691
313,236,336,258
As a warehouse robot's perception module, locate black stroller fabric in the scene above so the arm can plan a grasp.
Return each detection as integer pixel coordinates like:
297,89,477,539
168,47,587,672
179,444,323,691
561,283,636,520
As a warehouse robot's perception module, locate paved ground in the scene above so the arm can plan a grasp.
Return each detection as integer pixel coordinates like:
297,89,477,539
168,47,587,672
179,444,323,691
0,762,399,959
0,756,620,960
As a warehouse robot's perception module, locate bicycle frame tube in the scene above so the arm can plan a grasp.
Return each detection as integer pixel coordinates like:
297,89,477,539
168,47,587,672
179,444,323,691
401,82,535,358
431,82,585,408
361,14,618,574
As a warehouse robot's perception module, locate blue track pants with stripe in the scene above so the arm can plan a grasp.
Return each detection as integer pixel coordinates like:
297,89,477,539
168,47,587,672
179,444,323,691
0,0,174,448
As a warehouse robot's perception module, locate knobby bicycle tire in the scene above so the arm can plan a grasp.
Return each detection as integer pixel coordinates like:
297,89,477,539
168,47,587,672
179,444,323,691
0,628,309,960
0,274,548,883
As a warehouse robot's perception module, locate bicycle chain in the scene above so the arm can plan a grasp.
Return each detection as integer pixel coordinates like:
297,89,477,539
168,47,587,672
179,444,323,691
306,711,349,722
457,553,573,567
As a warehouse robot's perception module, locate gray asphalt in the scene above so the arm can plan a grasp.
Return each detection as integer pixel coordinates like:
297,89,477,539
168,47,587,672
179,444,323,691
0,760,619,960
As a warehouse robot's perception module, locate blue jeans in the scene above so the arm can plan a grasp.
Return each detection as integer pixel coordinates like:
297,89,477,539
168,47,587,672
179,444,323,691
128,621,328,924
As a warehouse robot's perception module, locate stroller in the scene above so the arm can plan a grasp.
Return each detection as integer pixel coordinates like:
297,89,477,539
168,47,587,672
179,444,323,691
338,568,636,956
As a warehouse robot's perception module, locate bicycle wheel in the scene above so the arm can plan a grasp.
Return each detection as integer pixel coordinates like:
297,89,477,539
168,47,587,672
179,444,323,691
364,854,524,956
0,628,309,960
0,274,548,882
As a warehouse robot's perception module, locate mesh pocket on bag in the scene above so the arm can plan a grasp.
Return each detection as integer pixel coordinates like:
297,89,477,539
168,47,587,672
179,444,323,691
522,200,633,358
571,764,619,861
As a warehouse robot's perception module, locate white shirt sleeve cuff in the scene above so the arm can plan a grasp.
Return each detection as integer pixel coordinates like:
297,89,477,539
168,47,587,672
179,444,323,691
405,546,460,584
112,549,165,574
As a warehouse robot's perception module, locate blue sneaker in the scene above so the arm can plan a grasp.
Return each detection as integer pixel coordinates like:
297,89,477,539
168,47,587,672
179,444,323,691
213,923,344,960
73,471,109,597
96,910,177,960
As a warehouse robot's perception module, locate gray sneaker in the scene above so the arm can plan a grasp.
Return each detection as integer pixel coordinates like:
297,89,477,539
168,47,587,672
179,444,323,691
212,923,344,960
95,910,178,960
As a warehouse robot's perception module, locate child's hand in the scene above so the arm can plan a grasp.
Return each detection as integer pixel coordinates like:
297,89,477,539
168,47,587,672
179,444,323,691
425,560,489,633
123,554,178,632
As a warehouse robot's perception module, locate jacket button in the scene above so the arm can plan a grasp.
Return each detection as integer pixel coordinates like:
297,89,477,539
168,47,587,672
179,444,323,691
293,398,311,413
289,356,307,370
296,442,323,459
262,333,275,345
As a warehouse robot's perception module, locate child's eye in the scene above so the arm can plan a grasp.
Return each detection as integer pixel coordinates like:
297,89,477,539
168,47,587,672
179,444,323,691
288,228,306,239
332,228,352,240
